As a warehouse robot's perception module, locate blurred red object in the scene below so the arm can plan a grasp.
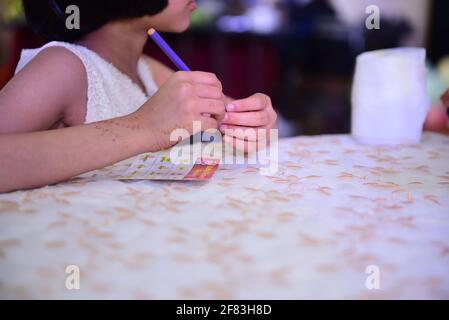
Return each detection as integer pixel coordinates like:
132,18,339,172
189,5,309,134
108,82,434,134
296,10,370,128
424,104,449,134
0,26,44,89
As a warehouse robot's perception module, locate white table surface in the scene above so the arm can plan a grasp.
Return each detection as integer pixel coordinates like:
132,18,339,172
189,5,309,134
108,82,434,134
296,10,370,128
1,133,448,299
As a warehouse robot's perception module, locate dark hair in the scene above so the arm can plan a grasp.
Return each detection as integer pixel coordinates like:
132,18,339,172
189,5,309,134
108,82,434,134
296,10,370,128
23,0,168,42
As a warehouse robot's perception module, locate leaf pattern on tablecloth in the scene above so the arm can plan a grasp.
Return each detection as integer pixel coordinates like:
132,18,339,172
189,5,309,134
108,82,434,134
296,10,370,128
0,133,448,299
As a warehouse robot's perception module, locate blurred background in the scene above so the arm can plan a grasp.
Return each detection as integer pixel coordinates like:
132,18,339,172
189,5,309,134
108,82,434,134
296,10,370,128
1,0,448,136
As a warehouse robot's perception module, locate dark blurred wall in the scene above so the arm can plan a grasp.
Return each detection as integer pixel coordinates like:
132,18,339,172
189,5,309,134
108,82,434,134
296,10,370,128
0,0,441,136
429,0,449,63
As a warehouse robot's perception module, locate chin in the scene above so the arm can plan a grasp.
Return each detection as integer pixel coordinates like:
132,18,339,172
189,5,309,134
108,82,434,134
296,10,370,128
169,18,191,33
145,13,191,33
177,24,191,32
156,24,189,33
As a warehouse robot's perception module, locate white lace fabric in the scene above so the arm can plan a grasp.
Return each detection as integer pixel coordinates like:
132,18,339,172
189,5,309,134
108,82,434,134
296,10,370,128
15,41,159,124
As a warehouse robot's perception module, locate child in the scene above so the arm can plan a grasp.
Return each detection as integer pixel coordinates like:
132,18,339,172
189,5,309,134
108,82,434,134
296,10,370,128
0,0,277,193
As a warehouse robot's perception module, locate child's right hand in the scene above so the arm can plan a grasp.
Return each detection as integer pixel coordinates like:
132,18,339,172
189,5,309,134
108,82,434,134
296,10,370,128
132,71,226,151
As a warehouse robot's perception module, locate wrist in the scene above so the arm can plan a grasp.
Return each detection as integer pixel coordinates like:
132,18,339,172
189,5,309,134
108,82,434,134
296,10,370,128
122,112,163,154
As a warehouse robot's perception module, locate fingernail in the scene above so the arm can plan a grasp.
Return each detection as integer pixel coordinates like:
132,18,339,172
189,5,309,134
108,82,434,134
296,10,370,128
227,104,236,112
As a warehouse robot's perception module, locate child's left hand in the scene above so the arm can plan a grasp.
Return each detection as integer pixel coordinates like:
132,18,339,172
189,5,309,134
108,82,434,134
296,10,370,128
219,93,277,152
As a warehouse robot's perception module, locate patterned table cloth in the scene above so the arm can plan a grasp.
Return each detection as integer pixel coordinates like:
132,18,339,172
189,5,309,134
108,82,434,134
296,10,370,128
0,133,448,299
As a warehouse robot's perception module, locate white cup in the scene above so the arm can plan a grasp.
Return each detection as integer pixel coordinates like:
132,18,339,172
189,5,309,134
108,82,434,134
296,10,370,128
351,48,430,145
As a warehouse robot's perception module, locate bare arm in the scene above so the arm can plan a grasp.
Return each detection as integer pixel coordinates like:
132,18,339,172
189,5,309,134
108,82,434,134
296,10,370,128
0,47,87,133
0,115,149,193
0,71,225,193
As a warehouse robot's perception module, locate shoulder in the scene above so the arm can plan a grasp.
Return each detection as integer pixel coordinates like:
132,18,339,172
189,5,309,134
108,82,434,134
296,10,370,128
20,45,86,83
14,45,87,105
0,45,88,132
141,54,174,86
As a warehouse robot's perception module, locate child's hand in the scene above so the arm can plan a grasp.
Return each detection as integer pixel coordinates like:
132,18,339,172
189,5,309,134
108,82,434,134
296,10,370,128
219,93,277,152
134,71,226,151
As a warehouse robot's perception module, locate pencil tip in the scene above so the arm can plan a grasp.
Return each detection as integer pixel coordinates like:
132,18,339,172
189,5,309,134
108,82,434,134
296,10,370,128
148,28,156,36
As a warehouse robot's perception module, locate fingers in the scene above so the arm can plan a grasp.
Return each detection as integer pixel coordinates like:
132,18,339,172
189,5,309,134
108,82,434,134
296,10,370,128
194,84,225,100
190,116,218,135
221,110,271,127
197,99,226,121
226,93,270,112
176,72,226,120
223,135,260,153
222,93,277,128
219,124,270,142
201,116,219,132
177,71,223,90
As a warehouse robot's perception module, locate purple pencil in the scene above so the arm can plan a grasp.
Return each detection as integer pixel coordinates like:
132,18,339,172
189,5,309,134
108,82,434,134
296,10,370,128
148,28,191,71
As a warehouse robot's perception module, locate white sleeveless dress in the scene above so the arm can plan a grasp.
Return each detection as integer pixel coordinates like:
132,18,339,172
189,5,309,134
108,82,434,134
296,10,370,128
14,41,159,124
